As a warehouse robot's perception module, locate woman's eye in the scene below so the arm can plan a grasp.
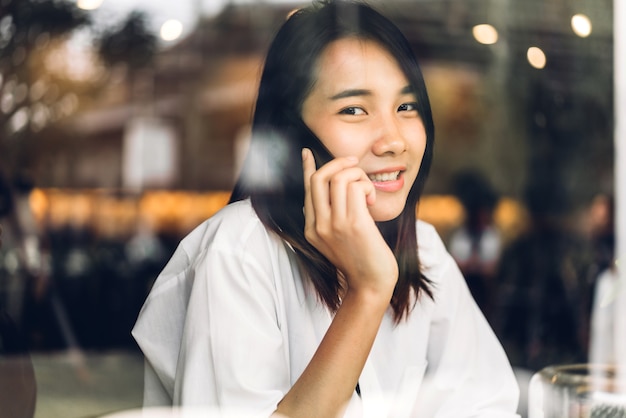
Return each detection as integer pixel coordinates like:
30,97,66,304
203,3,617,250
339,107,366,116
398,102,418,112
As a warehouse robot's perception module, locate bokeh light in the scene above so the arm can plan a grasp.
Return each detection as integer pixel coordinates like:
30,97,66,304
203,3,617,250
527,46,546,69
472,24,499,45
160,19,184,42
76,0,103,10
571,13,592,38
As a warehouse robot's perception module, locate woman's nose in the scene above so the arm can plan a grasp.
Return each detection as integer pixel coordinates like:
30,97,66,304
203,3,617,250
371,114,407,155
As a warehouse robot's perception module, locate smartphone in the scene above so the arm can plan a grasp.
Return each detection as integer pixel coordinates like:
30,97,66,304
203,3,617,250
290,115,335,170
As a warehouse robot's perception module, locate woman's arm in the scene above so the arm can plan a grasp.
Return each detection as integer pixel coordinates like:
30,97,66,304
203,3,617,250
273,149,398,417
274,287,390,417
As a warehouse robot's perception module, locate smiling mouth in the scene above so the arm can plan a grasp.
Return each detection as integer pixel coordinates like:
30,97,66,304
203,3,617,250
368,171,401,182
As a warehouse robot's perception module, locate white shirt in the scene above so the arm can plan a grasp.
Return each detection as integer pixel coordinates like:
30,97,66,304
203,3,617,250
132,199,520,417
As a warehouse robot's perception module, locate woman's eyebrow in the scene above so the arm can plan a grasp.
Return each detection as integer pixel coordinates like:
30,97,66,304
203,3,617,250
328,85,415,100
329,89,372,100
400,85,415,95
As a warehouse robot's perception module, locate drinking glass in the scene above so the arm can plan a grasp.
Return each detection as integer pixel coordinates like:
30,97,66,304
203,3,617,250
528,364,626,418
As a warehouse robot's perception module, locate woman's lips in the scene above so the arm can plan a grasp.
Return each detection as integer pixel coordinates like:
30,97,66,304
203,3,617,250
368,170,405,192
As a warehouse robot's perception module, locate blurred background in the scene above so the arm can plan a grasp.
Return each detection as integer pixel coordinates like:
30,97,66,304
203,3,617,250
0,0,617,417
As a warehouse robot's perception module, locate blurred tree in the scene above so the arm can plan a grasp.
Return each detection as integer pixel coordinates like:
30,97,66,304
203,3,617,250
97,11,156,71
95,11,157,102
96,11,157,104
0,0,90,171
0,2,158,180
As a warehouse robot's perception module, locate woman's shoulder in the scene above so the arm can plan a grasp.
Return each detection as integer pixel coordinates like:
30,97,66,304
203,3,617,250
193,198,259,234
154,199,270,280
180,199,266,256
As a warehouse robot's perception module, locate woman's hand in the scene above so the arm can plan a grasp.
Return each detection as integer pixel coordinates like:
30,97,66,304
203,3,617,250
274,149,400,417
302,148,398,299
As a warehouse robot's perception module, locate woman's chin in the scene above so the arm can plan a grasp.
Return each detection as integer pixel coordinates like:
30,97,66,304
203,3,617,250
369,206,404,223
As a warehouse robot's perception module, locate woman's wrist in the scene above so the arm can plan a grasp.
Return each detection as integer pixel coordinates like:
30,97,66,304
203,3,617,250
342,281,395,311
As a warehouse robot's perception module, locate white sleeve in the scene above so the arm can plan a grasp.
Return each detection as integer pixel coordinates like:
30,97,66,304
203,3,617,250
416,225,520,417
172,239,290,416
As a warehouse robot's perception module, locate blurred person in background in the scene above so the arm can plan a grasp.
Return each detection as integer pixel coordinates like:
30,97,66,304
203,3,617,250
493,179,591,371
0,171,60,352
0,170,46,331
0,173,37,418
132,1,520,416
491,179,593,418
447,168,502,319
0,171,20,324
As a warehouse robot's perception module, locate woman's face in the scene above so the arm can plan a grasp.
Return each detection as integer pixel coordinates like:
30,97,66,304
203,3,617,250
301,37,427,222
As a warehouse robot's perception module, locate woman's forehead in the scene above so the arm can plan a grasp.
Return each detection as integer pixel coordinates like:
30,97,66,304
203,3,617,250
311,38,409,89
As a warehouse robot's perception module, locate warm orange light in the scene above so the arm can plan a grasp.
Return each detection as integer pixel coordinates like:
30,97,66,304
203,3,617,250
139,191,231,234
45,190,93,229
29,188,49,226
93,197,138,239
418,195,465,231
28,189,528,242
494,197,529,241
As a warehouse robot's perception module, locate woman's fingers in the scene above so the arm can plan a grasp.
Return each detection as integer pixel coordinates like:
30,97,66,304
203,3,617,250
302,149,375,224
302,148,379,242
307,153,358,227
346,178,376,221
328,167,375,223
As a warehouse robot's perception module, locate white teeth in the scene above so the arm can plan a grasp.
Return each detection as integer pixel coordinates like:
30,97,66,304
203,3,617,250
368,171,400,182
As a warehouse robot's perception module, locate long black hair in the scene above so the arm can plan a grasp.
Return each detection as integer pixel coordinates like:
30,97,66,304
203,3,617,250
230,0,435,322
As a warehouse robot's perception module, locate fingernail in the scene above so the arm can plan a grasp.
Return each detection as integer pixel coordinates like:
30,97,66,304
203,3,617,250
302,148,308,161
347,156,358,163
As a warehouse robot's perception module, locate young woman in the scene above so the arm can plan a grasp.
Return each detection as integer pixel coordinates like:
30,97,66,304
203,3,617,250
132,1,520,416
